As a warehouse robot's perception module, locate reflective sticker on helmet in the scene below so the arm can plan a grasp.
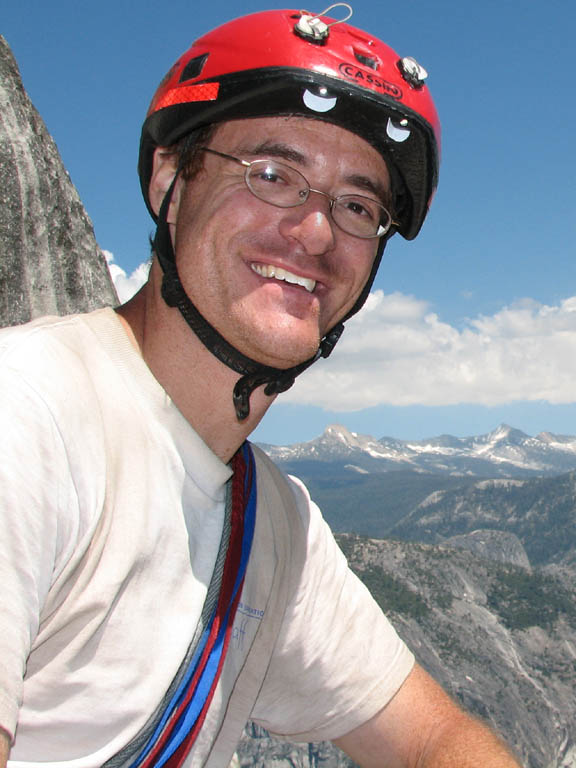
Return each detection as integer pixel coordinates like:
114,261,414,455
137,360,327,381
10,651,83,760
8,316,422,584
302,88,337,113
154,82,220,111
386,118,411,143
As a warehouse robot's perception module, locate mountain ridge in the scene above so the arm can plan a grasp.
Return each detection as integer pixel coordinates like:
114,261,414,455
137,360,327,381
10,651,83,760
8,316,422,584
260,422,576,477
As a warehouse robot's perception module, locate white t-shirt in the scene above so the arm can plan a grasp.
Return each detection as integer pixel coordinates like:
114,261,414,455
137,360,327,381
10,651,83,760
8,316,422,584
0,309,413,767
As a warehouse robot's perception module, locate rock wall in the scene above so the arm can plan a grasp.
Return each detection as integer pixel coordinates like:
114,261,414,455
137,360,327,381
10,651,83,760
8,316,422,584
0,35,117,327
350,537,575,768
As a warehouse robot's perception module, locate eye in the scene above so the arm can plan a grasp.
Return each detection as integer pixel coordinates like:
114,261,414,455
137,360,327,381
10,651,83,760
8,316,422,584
258,168,282,183
250,162,292,186
338,196,379,221
245,159,308,207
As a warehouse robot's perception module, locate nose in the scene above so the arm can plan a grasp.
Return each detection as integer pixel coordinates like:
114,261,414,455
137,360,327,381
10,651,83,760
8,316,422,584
278,194,336,256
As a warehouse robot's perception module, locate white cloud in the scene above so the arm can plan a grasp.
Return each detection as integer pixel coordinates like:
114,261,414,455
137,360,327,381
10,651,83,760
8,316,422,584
103,250,150,303
282,290,576,411
96,258,576,412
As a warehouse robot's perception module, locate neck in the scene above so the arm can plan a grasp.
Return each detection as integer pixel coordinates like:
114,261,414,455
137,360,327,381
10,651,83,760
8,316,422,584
116,265,276,463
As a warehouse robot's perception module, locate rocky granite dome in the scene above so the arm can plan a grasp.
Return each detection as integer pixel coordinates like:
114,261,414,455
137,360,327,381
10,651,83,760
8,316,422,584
0,35,117,327
444,529,531,568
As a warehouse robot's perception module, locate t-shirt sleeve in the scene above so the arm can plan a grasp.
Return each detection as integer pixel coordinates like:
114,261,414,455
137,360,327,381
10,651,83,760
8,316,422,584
0,367,77,739
251,474,414,743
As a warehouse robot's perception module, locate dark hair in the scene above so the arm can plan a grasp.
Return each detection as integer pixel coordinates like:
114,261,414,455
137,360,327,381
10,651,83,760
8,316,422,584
149,124,217,255
171,124,216,181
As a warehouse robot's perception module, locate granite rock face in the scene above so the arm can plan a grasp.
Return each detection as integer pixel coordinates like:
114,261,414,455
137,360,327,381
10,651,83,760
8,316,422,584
341,536,576,768
0,35,117,327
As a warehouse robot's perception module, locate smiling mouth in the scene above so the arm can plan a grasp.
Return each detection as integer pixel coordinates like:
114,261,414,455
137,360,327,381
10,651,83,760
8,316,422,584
251,263,316,293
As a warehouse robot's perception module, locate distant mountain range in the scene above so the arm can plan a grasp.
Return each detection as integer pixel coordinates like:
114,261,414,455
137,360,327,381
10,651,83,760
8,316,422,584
260,423,576,478
259,424,576,545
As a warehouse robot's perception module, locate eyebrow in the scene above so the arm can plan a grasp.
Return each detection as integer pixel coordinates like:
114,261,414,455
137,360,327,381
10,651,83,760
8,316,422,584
345,174,391,208
239,141,308,165
236,140,391,207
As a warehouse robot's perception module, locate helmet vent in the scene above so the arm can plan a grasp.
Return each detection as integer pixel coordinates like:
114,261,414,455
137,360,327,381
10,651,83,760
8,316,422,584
354,50,379,70
179,53,209,83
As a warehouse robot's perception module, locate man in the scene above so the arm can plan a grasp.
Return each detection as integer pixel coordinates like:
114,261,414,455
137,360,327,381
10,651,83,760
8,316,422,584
0,8,522,767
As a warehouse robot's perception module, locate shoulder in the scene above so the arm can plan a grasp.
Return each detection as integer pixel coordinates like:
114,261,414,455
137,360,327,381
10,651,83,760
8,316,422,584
0,310,126,530
249,446,415,742
0,310,113,401
251,443,330,547
250,443,351,598
0,308,143,425
0,308,115,371
251,444,318,520
0,313,116,532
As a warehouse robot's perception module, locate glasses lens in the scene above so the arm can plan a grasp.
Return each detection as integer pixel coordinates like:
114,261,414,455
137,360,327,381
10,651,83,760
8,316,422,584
246,160,308,207
333,195,391,238
244,159,390,238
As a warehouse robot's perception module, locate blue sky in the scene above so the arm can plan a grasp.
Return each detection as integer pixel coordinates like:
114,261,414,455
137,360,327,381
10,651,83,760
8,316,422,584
4,0,576,445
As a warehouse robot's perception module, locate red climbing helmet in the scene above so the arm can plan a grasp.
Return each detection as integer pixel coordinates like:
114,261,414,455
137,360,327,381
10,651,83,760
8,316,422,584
139,6,440,240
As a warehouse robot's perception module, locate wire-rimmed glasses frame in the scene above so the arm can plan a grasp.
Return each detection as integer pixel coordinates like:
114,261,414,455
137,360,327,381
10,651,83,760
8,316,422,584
197,147,395,239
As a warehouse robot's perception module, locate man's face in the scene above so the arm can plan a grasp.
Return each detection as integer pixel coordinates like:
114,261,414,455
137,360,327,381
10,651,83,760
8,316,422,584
167,116,391,369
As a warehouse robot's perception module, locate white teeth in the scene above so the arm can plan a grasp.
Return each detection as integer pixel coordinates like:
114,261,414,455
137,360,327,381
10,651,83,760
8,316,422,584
251,263,316,293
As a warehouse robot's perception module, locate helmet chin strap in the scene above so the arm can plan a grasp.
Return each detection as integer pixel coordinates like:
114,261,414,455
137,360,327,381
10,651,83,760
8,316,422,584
153,173,344,421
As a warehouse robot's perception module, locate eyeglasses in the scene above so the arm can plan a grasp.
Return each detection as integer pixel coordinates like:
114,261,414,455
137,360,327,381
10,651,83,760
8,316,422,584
198,147,395,239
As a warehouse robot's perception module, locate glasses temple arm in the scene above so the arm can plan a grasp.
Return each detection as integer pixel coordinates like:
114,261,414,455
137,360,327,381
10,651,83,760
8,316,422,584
197,146,251,168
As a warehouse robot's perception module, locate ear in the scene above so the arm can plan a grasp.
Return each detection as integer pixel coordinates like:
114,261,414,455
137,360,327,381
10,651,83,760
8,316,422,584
148,147,182,224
